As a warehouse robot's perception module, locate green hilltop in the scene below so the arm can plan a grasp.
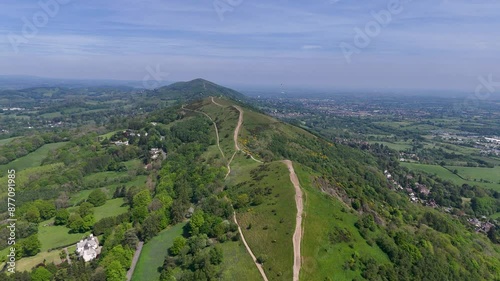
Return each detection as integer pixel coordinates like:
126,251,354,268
145,78,246,102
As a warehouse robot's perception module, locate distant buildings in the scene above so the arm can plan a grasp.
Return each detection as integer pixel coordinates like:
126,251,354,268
112,140,129,146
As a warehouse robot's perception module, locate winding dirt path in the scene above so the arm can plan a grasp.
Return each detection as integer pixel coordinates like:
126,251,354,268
283,160,303,281
224,105,244,179
211,96,224,107
232,105,243,151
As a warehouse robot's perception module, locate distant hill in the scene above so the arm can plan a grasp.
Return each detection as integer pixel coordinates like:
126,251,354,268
145,78,246,102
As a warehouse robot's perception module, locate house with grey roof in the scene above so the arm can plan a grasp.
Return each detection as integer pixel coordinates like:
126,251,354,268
76,234,101,262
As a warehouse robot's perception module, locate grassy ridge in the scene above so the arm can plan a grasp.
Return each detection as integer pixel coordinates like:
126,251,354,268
233,160,295,281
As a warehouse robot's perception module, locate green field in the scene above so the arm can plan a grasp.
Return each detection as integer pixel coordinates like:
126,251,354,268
369,141,412,151
40,111,62,118
15,249,63,272
131,222,187,281
94,198,129,221
38,218,89,252
38,198,127,252
295,164,390,281
0,142,68,173
99,129,125,140
446,166,500,184
401,162,500,191
0,220,87,271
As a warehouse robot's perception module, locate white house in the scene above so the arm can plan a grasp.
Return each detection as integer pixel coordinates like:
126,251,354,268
76,234,101,262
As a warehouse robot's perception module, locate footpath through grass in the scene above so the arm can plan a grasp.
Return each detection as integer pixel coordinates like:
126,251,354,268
234,161,295,281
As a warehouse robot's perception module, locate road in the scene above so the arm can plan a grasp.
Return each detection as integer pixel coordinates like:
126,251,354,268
126,241,144,281
283,160,304,281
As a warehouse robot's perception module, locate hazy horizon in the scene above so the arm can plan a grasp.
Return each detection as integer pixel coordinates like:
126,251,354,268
1,0,500,93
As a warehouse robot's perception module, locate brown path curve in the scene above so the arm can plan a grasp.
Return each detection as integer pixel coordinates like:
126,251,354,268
233,212,269,281
282,160,303,281
126,241,144,281
224,105,244,179
232,105,243,151
211,96,224,107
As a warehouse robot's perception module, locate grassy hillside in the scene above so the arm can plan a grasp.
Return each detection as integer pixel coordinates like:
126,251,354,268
188,96,500,280
231,160,295,280
295,164,390,281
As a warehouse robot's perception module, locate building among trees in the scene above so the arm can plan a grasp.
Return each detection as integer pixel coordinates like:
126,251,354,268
76,234,101,262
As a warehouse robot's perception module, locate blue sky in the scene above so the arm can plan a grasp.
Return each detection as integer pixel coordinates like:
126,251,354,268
0,0,499,91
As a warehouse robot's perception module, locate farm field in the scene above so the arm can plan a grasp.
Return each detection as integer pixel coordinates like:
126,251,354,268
401,163,500,191
446,166,500,184
131,222,187,281
369,141,412,151
93,198,128,221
